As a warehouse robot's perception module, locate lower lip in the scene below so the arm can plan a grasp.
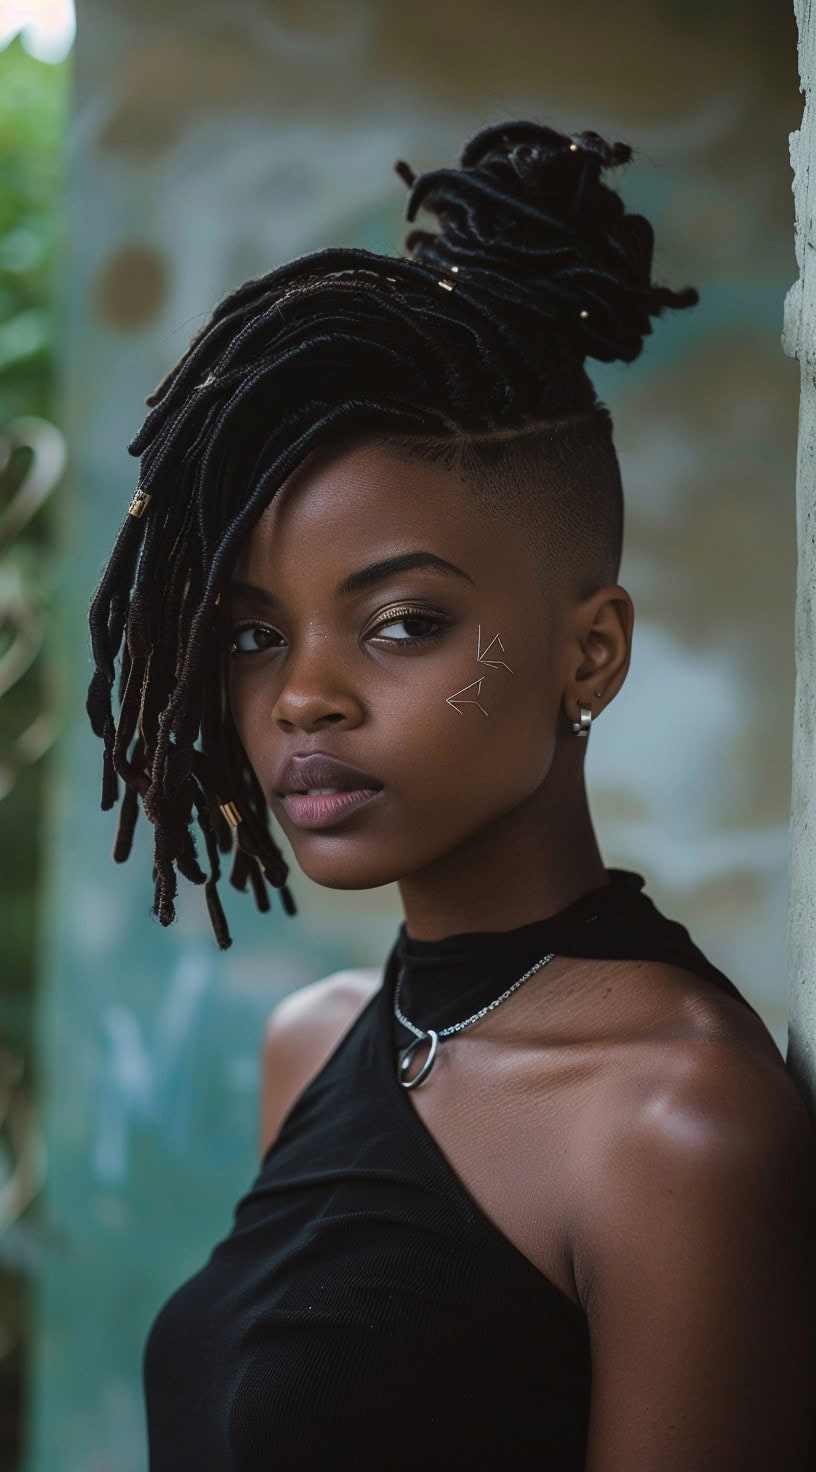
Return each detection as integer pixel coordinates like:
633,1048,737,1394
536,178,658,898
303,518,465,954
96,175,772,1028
278,788,383,829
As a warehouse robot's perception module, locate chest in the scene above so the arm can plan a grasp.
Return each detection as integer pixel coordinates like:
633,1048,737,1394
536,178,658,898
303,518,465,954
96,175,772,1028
144,1025,595,1472
400,1024,601,1307
394,952,731,1306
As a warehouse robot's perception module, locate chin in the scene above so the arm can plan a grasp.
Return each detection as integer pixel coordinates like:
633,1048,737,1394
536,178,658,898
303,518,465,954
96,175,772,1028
287,842,407,893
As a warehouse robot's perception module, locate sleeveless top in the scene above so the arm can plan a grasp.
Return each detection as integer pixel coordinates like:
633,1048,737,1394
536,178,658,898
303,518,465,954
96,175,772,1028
142,868,763,1471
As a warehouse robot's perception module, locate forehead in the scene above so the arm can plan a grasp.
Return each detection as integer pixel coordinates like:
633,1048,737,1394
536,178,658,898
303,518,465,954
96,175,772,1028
234,440,530,585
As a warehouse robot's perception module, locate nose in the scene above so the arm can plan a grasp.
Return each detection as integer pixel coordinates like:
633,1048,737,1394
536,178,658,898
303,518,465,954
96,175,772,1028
272,634,365,733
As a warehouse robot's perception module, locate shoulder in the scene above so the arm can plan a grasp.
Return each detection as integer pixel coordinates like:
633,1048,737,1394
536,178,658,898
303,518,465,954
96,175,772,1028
259,966,383,1157
586,1018,813,1216
573,960,814,1238
569,1013,816,1466
571,1000,813,1336
265,965,383,1043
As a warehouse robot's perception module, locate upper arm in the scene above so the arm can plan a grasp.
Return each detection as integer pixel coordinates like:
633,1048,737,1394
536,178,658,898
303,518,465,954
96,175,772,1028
576,1045,816,1472
258,967,382,1160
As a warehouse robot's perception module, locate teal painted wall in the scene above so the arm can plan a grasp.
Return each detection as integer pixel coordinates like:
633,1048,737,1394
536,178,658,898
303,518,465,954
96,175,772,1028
26,2,801,1466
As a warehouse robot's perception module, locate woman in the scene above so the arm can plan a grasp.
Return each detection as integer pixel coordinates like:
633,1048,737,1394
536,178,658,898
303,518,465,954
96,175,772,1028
86,121,816,1470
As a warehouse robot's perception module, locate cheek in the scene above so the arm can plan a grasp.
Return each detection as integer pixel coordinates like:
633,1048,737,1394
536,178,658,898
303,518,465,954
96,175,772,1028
395,645,557,808
226,664,263,762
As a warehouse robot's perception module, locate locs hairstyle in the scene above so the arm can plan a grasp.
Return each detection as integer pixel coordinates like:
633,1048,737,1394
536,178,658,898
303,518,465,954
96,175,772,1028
85,119,699,951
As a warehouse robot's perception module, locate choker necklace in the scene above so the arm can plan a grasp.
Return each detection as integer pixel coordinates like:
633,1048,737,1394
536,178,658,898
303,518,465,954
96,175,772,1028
394,949,556,1090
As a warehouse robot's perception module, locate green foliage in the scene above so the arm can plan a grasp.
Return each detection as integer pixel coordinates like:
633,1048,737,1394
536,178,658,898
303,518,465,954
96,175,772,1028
0,34,69,1058
0,36,67,423
0,37,69,1472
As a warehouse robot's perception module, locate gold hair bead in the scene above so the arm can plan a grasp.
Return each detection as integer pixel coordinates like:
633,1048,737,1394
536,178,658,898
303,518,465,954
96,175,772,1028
219,801,241,828
437,278,455,292
450,265,459,272
214,592,221,607
569,142,579,152
128,489,151,518
580,309,590,319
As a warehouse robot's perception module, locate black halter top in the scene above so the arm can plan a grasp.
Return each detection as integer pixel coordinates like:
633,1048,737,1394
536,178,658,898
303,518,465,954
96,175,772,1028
142,868,761,1471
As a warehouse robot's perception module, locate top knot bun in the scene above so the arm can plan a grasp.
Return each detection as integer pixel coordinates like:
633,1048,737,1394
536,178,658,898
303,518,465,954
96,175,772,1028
394,120,699,366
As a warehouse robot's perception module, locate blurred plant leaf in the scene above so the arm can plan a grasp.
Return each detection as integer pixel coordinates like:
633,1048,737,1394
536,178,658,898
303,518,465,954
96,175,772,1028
0,309,50,372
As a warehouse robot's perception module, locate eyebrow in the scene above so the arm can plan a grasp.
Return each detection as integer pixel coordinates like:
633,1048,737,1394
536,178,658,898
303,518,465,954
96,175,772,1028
226,552,475,608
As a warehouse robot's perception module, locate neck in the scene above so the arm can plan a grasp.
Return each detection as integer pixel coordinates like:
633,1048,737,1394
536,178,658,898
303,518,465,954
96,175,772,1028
397,751,608,942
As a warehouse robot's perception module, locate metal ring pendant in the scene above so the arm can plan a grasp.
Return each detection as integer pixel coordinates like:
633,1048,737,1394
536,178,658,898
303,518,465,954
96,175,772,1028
399,1029,439,1089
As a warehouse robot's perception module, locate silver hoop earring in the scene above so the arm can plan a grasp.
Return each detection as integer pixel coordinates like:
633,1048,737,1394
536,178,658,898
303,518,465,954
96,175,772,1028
571,705,593,737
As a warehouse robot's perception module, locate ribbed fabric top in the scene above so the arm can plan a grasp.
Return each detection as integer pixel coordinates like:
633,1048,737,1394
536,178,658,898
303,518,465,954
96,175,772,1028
142,869,760,1471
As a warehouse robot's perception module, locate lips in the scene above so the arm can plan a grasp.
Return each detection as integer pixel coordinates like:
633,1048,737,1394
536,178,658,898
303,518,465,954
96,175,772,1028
279,788,382,830
273,751,384,832
275,751,384,798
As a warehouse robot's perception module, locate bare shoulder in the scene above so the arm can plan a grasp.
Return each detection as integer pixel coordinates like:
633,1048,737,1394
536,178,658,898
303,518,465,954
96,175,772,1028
259,966,383,1159
267,965,383,1041
606,956,811,1156
616,1013,812,1172
579,952,796,1087
648,957,804,1108
572,960,816,1301
567,967,816,1470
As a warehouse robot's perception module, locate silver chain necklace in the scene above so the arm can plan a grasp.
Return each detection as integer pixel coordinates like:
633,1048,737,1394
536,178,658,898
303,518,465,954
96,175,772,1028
394,949,557,1090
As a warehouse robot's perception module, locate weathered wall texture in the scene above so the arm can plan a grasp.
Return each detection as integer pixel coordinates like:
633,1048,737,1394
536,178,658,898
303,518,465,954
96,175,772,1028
783,0,816,1109
28,3,801,1468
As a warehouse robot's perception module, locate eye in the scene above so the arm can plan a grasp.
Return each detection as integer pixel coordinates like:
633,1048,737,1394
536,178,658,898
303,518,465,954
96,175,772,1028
368,607,448,648
228,622,283,656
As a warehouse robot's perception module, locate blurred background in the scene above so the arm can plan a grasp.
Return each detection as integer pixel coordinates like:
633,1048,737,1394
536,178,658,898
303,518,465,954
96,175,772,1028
0,1,803,1467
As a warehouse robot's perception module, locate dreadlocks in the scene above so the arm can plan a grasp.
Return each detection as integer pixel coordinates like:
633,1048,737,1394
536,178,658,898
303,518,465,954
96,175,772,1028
85,119,699,950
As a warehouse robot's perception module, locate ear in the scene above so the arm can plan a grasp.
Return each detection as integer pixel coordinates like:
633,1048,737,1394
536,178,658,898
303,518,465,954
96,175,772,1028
563,584,633,730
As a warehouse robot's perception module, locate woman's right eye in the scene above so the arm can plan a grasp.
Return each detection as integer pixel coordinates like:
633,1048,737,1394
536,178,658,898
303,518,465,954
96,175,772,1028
229,624,283,655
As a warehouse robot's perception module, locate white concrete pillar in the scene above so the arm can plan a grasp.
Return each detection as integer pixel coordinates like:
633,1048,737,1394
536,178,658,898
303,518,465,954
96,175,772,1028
782,0,816,1113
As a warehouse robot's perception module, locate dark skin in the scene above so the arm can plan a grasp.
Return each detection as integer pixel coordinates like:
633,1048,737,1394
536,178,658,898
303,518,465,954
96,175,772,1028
224,441,816,1472
225,440,626,935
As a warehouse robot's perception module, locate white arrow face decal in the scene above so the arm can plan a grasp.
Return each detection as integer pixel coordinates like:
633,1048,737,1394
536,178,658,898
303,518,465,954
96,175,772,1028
476,624,513,672
445,625,513,714
445,676,488,716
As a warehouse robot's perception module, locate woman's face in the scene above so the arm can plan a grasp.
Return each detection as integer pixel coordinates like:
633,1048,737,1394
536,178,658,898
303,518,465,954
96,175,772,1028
222,440,581,892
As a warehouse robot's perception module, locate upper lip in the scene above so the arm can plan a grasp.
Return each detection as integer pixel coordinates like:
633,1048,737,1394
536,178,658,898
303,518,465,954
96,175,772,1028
275,751,384,796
